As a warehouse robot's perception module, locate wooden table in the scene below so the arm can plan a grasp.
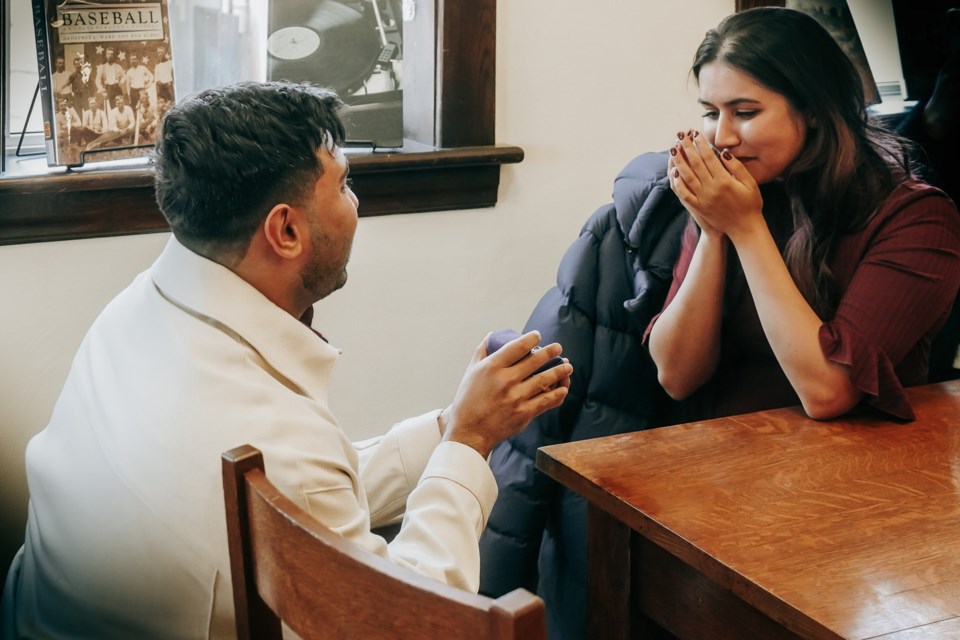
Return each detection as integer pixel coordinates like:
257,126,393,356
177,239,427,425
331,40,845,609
537,380,960,640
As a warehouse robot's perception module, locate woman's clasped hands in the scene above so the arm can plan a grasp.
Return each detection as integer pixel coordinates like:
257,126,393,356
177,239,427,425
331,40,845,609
668,129,764,241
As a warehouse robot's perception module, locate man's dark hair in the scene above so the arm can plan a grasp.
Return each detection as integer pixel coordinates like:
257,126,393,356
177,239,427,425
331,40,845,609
153,81,346,262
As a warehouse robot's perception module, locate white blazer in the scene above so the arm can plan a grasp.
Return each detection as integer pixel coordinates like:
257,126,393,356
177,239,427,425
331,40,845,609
2,237,497,639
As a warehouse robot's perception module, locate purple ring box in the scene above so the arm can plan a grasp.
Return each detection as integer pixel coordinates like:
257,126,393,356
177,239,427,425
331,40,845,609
485,328,564,376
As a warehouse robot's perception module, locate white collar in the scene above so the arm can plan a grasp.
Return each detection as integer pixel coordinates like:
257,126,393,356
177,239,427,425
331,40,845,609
150,236,340,398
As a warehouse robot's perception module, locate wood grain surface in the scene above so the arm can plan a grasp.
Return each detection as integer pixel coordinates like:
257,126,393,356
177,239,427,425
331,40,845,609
539,380,960,639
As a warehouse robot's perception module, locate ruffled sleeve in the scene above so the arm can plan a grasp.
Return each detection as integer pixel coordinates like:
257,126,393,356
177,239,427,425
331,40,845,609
817,180,960,421
818,321,914,420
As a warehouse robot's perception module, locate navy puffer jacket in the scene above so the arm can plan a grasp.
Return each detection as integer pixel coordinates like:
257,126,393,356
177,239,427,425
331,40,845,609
479,152,686,639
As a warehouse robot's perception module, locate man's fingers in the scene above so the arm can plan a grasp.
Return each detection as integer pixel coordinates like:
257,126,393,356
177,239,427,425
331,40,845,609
516,342,564,379
524,359,573,398
474,334,491,361
485,330,543,367
530,385,570,413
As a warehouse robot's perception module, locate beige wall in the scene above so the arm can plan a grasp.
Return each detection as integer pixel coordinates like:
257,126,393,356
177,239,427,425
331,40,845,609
0,0,734,582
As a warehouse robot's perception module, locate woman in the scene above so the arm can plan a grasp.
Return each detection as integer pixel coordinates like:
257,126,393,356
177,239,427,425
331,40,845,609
482,8,960,639
648,7,960,422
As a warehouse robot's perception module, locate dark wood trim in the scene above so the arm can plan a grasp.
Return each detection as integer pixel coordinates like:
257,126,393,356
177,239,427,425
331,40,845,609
735,0,785,10
436,0,496,147
0,145,523,246
1,0,6,175
0,0,521,246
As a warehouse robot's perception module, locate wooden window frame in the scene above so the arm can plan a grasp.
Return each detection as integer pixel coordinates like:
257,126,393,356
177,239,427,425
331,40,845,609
735,0,784,10
0,0,522,246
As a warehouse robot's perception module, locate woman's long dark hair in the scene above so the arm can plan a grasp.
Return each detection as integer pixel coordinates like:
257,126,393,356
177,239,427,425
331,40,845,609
692,7,915,318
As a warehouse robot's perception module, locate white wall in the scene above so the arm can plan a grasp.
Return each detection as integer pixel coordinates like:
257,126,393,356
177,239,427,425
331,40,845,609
0,0,734,580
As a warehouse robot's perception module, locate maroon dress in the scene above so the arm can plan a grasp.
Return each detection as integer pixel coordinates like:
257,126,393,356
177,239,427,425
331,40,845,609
648,179,960,421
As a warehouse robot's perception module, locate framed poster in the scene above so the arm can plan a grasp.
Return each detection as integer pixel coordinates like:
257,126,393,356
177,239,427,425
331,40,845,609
30,0,177,167
267,0,403,148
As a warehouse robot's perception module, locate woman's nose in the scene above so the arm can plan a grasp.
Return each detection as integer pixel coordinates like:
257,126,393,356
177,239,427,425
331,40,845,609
713,115,740,150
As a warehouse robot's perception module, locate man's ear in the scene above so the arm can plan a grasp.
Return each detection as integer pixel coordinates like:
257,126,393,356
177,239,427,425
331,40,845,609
262,203,305,260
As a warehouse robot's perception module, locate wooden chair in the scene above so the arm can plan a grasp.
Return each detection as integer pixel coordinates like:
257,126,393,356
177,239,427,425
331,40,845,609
221,444,547,640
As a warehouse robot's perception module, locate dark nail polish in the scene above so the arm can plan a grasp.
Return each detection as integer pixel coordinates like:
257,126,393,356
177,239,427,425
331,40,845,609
677,131,685,140
722,150,732,160
693,130,700,139
673,168,679,178
669,147,677,156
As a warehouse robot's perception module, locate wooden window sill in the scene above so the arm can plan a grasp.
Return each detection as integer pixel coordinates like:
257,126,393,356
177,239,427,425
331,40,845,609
0,144,524,246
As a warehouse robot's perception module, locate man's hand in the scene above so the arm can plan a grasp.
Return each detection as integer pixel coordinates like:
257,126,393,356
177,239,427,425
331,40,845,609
439,331,572,459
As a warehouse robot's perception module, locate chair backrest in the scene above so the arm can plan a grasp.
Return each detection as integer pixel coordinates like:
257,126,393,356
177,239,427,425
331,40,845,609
221,444,547,640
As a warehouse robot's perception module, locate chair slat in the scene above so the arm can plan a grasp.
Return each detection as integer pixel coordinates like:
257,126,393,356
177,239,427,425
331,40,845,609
222,444,547,640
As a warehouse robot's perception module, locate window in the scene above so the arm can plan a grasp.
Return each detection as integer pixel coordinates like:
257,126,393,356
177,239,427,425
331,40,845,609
735,0,917,125
0,0,522,245
4,0,45,155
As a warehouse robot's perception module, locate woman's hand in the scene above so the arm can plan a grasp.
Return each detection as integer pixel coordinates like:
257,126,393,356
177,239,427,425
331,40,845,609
669,130,765,242
668,132,864,419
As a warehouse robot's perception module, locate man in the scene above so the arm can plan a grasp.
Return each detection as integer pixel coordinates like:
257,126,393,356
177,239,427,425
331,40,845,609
51,55,73,106
95,46,124,103
70,60,97,116
153,45,174,103
134,91,159,144
53,97,81,147
0,81,571,638
108,94,135,143
125,52,154,108
79,96,108,148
